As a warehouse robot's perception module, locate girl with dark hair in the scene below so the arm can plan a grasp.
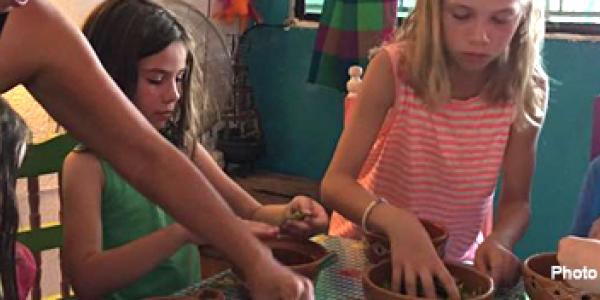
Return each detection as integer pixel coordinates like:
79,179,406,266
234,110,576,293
60,1,327,299
0,0,315,298
0,99,36,300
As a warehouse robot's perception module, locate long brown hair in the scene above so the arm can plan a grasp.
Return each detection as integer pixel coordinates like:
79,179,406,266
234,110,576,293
82,0,201,154
0,99,28,300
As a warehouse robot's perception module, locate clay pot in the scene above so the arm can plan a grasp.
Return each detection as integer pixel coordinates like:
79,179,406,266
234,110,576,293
363,260,494,300
145,288,225,300
364,219,449,264
233,236,331,282
523,252,600,300
263,236,331,281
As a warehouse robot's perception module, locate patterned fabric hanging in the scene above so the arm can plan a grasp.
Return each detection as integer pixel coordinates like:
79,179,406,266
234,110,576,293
308,0,397,92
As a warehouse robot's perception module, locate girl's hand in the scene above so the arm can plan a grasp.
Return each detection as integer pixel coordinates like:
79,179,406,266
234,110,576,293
474,236,520,289
279,195,328,239
245,255,314,300
383,208,460,299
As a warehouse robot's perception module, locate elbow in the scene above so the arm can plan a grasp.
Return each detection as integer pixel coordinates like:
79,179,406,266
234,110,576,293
65,262,104,300
69,278,103,300
320,171,340,209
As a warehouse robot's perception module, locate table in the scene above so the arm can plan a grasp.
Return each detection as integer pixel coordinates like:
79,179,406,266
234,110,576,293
178,235,528,299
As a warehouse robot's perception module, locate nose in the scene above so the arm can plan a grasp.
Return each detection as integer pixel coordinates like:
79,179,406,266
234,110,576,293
164,78,181,104
469,19,490,45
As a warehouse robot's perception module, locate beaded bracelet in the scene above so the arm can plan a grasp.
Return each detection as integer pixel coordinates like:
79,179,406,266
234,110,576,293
361,197,388,234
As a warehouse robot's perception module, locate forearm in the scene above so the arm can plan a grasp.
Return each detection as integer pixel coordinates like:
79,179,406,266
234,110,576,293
192,145,261,218
21,0,271,275
321,172,415,234
252,205,287,226
69,225,188,299
489,198,531,249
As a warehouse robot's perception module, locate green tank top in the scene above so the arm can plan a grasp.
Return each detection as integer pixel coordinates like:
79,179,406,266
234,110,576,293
99,160,200,300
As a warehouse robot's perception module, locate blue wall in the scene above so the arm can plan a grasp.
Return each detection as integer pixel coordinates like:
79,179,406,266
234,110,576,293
244,6,600,258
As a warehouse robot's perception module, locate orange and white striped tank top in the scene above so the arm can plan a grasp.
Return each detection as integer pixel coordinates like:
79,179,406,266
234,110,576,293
329,43,516,262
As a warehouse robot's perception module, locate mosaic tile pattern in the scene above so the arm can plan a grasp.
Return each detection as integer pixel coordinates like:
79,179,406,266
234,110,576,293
180,235,529,299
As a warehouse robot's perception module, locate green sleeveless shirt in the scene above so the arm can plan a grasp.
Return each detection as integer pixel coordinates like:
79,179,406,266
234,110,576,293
99,160,200,300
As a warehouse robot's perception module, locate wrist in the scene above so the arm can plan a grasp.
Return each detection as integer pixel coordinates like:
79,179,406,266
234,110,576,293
486,232,514,250
368,203,415,236
249,204,287,226
238,242,275,278
169,224,190,245
361,198,388,234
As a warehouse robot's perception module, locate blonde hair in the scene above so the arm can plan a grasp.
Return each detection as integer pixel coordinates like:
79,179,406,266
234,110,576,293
395,0,548,128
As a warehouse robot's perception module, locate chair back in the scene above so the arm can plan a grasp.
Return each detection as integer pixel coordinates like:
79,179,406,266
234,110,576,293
17,133,77,300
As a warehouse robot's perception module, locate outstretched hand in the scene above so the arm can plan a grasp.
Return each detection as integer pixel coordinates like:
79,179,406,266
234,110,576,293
245,256,315,300
381,207,460,299
388,232,460,299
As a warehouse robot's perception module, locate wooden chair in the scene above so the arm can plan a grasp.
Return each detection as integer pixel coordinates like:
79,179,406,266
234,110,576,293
17,133,78,300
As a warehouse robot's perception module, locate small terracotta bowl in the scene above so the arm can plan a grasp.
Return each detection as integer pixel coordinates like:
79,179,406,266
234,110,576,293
363,259,494,300
263,236,331,281
523,252,600,300
234,236,331,282
364,219,449,264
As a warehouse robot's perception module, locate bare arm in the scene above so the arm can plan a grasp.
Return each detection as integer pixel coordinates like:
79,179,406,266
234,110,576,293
62,152,192,298
191,143,262,218
191,143,328,234
474,99,545,288
320,51,396,228
0,2,313,298
490,123,540,248
320,51,460,299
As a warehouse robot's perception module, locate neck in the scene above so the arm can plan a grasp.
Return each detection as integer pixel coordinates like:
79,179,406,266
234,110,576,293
448,64,491,100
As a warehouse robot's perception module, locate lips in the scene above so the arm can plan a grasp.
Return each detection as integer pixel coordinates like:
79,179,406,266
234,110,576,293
155,111,173,121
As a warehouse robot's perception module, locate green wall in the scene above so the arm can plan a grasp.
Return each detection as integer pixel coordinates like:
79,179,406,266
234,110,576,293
244,6,600,258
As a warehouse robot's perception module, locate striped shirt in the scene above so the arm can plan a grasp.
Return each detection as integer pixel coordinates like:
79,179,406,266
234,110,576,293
329,43,516,262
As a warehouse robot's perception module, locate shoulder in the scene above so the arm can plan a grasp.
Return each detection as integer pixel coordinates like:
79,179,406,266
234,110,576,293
370,42,411,84
367,50,394,78
63,150,103,180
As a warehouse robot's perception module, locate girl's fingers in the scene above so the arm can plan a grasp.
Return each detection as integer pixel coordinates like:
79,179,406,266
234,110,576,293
418,270,436,299
391,259,403,293
473,251,490,275
435,264,460,300
403,267,418,296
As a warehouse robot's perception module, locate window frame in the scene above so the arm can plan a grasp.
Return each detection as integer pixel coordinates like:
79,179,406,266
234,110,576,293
295,0,600,35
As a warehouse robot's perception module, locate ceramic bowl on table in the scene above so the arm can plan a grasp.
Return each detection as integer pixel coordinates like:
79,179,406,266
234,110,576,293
362,259,494,300
523,252,600,300
233,235,333,282
363,219,449,264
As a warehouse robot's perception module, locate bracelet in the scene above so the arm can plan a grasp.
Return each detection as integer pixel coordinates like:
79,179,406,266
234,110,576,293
361,197,388,234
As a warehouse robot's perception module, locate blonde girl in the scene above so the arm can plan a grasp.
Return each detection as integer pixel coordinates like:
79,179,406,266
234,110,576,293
322,0,547,297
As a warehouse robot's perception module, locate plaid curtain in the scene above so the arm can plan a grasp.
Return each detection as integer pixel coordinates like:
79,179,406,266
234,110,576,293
308,0,398,92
